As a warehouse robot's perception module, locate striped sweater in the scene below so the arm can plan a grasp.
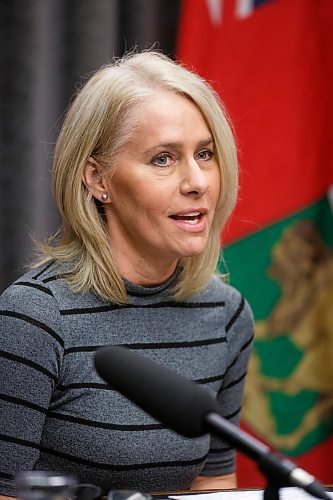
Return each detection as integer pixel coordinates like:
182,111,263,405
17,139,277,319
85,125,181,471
0,261,253,495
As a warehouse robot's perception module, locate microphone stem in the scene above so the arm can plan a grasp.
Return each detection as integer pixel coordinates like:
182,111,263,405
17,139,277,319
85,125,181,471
205,412,270,461
205,412,330,500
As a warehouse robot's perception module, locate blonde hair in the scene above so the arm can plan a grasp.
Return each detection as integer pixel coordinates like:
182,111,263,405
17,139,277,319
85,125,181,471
40,51,238,303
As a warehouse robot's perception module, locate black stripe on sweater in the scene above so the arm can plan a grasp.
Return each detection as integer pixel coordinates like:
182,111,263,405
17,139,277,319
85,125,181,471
0,471,14,480
209,446,233,454
196,373,224,384
47,412,164,431
64,336,227,355
221,371,247,391
0,433,40,450
13,281,53,296
42,274,67,284
224,333,254,374
40,447,208,472
203,458,226,465
226,296,245,332
32,261,55,280
0,310,64,348
224,407,241,420
60,301,225,316
0,393,48,414
0,433,207,471
0,350,57,382
57,382,111,391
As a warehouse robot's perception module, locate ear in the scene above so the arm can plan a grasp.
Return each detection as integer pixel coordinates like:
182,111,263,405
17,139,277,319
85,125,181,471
82,157,111,203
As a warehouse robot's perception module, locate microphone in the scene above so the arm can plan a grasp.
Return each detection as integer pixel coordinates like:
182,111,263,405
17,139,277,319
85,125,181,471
94,345,330,500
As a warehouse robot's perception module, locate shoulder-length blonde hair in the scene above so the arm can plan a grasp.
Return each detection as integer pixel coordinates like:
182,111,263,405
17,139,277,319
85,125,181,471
40,51,238,303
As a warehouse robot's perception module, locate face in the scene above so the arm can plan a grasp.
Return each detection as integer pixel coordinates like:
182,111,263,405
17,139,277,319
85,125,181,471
103,92,221,280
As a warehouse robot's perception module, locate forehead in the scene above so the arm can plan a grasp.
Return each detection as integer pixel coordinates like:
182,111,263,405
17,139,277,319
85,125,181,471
127,92,212,147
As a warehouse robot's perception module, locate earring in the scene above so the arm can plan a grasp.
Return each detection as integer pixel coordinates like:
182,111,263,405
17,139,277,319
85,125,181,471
101,193,109,202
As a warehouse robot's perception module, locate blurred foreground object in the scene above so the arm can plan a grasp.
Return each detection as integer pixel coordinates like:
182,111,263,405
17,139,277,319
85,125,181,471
16,471,77,500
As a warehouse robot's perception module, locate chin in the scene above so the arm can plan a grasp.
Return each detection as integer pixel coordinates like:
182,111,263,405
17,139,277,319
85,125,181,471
179,243,207,258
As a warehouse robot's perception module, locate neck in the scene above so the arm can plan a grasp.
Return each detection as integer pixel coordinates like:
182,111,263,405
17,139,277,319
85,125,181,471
113,249,179,287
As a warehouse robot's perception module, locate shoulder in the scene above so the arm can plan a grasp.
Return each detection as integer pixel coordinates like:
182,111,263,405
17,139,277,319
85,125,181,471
197,275,254,339
1,261,104,312
198,275,252,315
0,260,87,326
0,262,65,330
1,261,63,305
0,262,71,366
0,261,102,356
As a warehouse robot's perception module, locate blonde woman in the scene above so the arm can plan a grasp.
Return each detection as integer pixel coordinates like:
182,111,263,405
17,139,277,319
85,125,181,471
0,51,253,496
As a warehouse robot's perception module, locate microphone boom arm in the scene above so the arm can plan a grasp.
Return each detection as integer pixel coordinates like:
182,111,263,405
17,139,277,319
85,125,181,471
205,413,329,500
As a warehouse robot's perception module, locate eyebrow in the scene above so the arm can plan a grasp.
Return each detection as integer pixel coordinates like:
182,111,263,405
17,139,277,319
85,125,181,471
144,137,215,154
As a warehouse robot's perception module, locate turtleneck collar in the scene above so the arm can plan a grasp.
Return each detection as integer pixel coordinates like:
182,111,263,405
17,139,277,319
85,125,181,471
123,266,182,301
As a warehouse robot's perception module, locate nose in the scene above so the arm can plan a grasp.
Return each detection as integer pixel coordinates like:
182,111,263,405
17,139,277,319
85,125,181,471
180,158,209,198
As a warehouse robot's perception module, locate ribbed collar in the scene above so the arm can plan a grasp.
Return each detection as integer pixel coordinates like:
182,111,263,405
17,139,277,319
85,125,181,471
123,267,181,299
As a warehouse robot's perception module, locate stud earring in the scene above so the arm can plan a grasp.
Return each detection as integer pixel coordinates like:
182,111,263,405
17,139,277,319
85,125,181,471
101,193,109,202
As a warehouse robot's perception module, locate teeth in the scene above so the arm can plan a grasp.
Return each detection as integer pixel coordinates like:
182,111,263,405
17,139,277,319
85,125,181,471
170,211,202,223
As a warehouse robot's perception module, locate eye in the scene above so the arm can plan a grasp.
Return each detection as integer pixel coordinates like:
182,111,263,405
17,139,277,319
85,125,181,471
196,149,214,161
151,152,175,168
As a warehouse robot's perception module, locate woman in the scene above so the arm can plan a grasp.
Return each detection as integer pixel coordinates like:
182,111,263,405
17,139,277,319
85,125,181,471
0,51,253,496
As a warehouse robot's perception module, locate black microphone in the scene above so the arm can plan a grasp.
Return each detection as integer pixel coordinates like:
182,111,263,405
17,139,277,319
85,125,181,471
94,345,330,500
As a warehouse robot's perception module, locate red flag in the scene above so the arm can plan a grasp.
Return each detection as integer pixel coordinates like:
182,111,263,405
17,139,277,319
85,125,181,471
177,0,333,487
178,0,333,243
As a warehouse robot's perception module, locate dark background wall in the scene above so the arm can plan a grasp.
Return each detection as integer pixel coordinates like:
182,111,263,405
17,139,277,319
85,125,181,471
0,0,181,292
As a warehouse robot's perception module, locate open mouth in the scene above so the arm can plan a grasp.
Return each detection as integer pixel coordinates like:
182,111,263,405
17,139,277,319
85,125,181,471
169,211,204,225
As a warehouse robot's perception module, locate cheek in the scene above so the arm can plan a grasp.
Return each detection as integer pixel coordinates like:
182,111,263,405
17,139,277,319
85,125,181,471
131,189,168,213
110,176,169,215
209,170,221,204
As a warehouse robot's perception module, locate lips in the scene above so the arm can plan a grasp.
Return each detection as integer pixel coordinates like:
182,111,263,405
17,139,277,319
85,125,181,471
169,210,207,225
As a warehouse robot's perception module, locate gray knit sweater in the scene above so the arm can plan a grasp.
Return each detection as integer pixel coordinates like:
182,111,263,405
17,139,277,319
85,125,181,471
0,261,253,495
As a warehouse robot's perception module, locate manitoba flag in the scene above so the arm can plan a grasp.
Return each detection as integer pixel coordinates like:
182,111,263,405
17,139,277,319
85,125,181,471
177,0,333,487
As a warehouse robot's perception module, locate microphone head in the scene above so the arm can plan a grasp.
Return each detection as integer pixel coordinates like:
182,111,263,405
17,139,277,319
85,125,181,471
94,345,219,438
